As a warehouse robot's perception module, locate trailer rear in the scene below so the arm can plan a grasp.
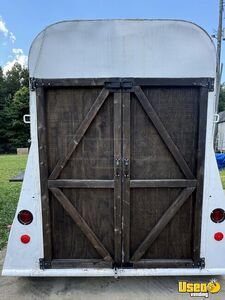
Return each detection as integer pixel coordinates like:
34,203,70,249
3,20,225,277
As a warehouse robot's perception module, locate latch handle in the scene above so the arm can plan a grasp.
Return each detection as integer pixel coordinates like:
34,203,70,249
124,158,129,178
115,158,121,177
23,114,30,124
214,114,220,123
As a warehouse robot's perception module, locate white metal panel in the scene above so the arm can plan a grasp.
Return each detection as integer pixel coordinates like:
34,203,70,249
2,91,44,272
29,20,216,79
3,267,225,277
200,90,225,269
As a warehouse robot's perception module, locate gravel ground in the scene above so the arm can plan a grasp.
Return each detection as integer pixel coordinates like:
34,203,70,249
1,248,225,300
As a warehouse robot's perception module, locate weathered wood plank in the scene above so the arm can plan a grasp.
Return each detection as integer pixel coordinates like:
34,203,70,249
132,259,194,268
34,77,213,89
122,92,131,263
193,87,208,265
49,88,109,179
114,92,122,263
134,86,194,179
51,259,112,269
131,187,195,262
130,179,197,188
48,179,114,189
50,187,113,262
36,87,52,260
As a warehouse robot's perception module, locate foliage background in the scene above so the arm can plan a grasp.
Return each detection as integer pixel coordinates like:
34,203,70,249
0,63,29,153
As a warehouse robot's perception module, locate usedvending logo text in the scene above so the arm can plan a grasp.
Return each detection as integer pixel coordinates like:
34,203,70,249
178,279,221,298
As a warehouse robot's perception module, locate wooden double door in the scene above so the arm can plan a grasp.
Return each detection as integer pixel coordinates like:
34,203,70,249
37,78,210,269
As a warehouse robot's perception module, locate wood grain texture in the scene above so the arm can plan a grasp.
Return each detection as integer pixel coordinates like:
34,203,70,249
134,86,194,179
122,92,131,263
129,86,199,262
131,187,195,262
51,259,113,269
193,87,208,264
48,179,114,189
36,87,52,260
50,187,113,262
49,88,109,179
34,77,213,88
132,259,194,268
37,78,208,268
130,179,197,188
114,92,122,263
46,87,115,264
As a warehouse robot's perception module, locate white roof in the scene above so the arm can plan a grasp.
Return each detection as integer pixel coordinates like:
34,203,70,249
29,19,216,79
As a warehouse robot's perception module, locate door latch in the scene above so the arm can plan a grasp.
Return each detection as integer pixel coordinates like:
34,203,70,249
115,158,121,177
123,158,129,178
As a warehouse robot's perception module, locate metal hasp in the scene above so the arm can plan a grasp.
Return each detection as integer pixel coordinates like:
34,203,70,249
123,158,129,178
115,158,121,177
207,78,214,92
104,79,133,91
30,77,37,91
39,258,52,270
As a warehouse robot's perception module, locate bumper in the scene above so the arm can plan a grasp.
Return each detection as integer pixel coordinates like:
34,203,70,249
2,268,225,277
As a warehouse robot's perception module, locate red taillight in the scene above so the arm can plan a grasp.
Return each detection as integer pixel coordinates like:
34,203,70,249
214,232,224,241
17,210,33,225
210,208,225,223
20,234,30,244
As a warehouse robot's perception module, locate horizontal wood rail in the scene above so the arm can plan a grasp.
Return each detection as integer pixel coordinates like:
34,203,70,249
130,179,197,188
51,259,113,269
48,179,114,189
32,77,214,89
132,259,194,268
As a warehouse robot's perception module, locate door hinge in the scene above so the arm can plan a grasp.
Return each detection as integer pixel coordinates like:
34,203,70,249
30,78,46,91
30,77,44,91
30,77,37,91
194,79,214,92
39,258,52,270
104,79,133,91
207,79,214,92
195,257,205,269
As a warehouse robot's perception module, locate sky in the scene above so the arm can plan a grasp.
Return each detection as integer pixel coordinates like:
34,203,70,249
0,0,223,77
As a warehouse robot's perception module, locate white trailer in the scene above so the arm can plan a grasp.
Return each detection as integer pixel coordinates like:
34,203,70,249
2,19,225,277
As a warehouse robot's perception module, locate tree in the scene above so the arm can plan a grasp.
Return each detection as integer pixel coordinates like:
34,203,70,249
4,63,28,98
0,63,30,153
0,67,5,110
3,86,30,149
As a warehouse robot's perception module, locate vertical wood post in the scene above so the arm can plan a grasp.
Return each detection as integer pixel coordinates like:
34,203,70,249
36,87,52,260
122,92,131,263
114,92,122,263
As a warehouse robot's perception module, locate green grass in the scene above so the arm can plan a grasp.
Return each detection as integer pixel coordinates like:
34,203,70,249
220,169,225,189
0,154,27,249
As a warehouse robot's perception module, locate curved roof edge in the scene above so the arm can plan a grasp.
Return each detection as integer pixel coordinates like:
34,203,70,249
29,19,216,79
